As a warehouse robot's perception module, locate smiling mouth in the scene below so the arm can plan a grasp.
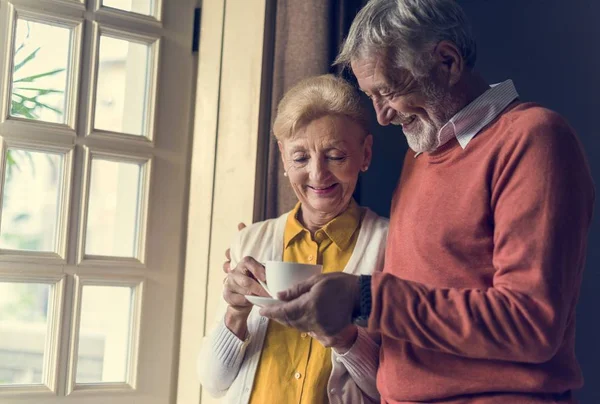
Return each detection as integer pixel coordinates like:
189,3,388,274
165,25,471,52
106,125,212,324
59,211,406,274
308,184,338,194
394,115,417,127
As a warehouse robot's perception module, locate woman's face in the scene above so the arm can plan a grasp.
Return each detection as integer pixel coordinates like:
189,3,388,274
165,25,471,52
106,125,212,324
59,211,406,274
279,114,372,218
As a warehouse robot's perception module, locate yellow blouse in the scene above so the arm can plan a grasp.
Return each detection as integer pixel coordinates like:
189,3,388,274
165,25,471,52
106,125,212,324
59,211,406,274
249,200,364,404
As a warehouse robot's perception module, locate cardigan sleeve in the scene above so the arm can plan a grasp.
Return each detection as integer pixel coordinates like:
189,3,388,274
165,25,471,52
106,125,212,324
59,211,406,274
332,327,380,401
197,229,250,397
329,213,387,402
197,309,251,397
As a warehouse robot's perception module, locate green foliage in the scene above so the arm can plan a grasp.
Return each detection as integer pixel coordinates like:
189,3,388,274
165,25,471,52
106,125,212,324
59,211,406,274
7,23,65,175
10,43,65,120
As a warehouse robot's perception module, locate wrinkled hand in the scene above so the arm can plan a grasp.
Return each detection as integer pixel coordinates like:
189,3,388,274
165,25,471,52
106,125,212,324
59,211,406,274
310,324,358,354
259,272,361,336
223,256,269,316
223,222,247,274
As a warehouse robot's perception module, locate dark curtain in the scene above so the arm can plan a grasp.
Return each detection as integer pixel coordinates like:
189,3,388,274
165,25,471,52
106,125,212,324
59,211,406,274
259,0,367,220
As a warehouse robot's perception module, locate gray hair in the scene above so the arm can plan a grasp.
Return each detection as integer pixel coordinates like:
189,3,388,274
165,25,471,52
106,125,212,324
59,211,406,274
335,0,477,77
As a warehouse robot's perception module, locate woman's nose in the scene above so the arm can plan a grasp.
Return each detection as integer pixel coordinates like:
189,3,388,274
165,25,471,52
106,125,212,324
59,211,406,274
309,158,329,180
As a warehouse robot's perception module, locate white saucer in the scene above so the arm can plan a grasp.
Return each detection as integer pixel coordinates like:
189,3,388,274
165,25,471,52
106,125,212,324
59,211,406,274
244,295,280,307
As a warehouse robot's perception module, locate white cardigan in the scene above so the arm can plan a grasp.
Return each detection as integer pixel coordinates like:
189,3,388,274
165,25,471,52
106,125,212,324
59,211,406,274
197,208,388,404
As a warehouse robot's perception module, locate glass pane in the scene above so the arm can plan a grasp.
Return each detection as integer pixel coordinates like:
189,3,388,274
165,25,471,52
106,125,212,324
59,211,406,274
0,149,64,252
0,282,52,386
76,285,133,383
10,19,71,124
102,0,154,16
94,34,151,136
84,158,143,258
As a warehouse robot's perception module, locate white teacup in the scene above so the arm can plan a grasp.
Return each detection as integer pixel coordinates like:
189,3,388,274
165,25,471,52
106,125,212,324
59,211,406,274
259,261,323,299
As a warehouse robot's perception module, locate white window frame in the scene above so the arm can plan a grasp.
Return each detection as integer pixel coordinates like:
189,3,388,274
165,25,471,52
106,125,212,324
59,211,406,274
85,22,160,143
0,272,66,396
0,139,74,263
0,2,84,135
77,146,152,268
0,0,197,402
65,273,144,396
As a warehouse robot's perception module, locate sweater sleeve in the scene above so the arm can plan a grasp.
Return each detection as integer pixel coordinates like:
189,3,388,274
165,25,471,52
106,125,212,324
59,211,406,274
332,327,380,401
197,229,249,396
369,114,595,363
197,312,251,397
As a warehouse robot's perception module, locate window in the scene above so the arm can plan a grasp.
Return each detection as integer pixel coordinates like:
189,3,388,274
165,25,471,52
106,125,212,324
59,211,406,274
0,0,195,402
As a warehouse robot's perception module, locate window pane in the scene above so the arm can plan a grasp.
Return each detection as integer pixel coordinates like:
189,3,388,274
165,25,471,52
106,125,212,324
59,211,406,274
0,149,63,252
102,0,154,16
76,285,133,383
94,35,151,136
84,158,143,258
10,19,71,124
0,282,51,386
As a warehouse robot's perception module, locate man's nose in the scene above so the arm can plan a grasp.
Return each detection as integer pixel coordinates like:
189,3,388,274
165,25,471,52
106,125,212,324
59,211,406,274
374,101,394,126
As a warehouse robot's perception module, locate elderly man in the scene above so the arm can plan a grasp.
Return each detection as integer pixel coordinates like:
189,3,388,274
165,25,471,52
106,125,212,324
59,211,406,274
256,0,595,403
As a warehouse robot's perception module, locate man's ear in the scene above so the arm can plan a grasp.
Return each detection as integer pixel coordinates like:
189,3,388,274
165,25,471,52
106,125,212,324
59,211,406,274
433,40,464,87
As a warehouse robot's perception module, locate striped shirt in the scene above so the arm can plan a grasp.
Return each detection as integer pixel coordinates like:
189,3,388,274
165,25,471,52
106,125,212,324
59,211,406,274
427,80,519,155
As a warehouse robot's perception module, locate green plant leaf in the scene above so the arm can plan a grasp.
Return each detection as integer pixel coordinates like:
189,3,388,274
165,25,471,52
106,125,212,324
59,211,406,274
13,68,65,83
12,95,63,115
14,41,26,57
10,100,36,119
12,87,63,95
12,213,30,222
13,47,41,72
7,150,17,168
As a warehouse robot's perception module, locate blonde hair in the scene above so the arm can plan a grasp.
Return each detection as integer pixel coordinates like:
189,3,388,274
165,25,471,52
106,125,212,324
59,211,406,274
272,74,369,140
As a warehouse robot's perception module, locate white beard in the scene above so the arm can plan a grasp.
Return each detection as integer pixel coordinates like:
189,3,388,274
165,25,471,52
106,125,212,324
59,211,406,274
399,74,463,153
402,118,440,153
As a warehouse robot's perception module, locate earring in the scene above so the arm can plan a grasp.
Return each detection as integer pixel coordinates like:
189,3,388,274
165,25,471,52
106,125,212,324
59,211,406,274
361,165,369,172
283,171,288,177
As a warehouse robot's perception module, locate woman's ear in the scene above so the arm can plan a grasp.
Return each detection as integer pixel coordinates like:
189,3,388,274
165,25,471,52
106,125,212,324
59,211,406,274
433,40,464,87
362,134,373,171
278,140,286,171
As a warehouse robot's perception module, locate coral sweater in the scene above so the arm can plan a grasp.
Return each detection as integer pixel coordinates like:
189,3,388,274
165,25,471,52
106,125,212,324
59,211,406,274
370,102,595,403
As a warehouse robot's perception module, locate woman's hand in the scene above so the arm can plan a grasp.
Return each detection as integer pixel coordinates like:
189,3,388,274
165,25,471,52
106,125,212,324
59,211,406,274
223,257,269,314
222,257,270,339
309,324,358,354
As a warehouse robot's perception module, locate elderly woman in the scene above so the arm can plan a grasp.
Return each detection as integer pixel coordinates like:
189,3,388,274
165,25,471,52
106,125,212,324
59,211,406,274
197,74,388,404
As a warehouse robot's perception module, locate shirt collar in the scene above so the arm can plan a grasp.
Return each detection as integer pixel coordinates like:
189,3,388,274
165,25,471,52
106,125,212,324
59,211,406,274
284,199,363,251
415,79,519,158
439,79,519,148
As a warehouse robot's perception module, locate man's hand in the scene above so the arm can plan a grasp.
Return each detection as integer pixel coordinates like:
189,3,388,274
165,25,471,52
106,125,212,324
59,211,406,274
310,324,358,354
223,222,247,274
259,272,361,337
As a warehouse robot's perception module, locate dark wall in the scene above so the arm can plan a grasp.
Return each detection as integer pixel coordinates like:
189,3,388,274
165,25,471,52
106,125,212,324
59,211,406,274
357,1,600,402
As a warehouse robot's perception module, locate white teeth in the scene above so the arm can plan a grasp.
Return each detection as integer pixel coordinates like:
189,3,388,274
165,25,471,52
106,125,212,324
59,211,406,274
392,115,416,126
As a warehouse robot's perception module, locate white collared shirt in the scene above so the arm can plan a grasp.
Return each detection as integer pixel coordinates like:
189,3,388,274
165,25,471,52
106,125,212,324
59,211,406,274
416,80,519,157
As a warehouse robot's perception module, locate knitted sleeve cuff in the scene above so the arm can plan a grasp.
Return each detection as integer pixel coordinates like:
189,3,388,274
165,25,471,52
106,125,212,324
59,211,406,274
332,326,379,378
352,275,372,326
213,317,251,368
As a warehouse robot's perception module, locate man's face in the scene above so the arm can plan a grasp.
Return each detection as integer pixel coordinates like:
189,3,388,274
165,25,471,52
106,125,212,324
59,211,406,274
351,55,460,153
